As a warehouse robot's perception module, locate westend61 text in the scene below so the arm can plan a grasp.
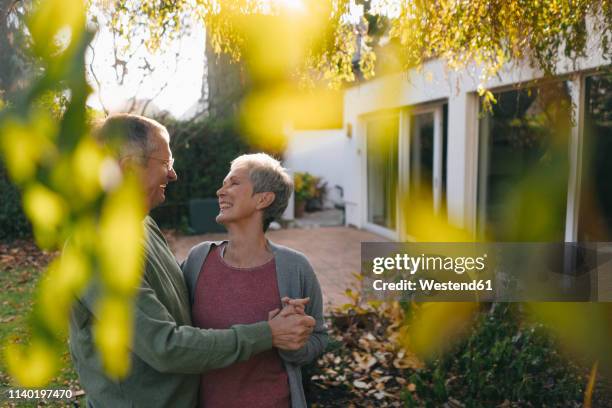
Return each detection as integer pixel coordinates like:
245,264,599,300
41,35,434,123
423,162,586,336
373,279,493,292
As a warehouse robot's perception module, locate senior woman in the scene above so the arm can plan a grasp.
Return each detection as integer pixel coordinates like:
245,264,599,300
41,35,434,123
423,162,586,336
181,153,328,408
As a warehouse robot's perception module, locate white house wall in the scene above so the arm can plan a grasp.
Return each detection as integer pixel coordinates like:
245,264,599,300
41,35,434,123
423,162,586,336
283,128,349,208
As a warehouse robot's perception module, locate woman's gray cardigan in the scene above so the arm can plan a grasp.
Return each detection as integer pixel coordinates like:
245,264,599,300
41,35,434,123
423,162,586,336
181,240,328,408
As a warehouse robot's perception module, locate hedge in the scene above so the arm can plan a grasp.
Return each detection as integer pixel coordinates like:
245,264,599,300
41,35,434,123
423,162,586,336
0,164,31,240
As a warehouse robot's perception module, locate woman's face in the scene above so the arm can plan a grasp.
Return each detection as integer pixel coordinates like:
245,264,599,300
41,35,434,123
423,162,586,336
216,164,260,226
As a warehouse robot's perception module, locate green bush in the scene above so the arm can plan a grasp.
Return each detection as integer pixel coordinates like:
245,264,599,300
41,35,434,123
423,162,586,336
405,303,584,407
0,164,31,241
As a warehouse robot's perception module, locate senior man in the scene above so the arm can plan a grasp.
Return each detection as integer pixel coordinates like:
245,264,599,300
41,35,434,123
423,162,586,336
69,114,315,408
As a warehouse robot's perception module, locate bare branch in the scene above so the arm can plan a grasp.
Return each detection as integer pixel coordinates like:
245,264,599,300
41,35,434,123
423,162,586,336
1,0,22,22
87,28,109,115
140,47,180,116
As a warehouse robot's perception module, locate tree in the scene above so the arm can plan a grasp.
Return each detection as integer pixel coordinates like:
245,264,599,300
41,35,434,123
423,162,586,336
0,0,37,101
86,4,194,116
91,0,611,146
96,0,611,92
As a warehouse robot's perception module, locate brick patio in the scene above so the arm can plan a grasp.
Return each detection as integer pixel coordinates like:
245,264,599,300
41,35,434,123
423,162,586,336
166,226,390,310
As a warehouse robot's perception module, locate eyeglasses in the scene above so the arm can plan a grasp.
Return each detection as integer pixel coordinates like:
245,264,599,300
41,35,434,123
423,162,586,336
146,156,175,171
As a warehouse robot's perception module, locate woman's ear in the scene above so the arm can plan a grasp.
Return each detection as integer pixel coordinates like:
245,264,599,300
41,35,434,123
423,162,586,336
256,192,276,210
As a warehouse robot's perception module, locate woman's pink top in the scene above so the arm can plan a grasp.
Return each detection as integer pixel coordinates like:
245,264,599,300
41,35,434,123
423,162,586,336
191,245,290,408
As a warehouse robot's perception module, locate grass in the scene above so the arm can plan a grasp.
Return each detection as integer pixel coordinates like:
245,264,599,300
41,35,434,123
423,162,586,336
0,266,84,408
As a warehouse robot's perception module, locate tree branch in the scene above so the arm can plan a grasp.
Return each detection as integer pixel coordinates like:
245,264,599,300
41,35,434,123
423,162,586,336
87,28,109,115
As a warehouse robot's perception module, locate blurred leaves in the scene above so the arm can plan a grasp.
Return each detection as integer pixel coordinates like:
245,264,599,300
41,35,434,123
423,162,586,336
0,113,58,183
0,0,146,386
94,296,134,378
28,0,86,58
401,197,473,242
527,303,612,377
23,184,68,249
98,174,146,293
239,84,343,151
403,302,478,359
4,340,59,387
37,251,90,333
584,360,598,408
391,0,610,101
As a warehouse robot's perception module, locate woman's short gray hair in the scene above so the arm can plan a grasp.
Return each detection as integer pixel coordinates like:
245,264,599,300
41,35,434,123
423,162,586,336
231,153,294,231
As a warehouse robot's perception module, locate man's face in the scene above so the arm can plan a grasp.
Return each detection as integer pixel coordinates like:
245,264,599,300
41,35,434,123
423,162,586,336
142,130,177,210
216,164,261,225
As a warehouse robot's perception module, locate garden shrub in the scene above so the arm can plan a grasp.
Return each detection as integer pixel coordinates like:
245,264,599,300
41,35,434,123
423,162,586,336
0,164,31,240
406,303,585,407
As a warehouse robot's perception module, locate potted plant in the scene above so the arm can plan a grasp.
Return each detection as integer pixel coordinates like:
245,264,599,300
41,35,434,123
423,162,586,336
294,172,320,218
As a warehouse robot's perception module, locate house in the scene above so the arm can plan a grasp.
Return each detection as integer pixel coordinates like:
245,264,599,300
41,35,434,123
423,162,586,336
284,31,611,242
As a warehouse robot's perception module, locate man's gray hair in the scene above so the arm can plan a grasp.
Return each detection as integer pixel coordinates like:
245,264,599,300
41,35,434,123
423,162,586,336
95,113,168,162
231,153,294,231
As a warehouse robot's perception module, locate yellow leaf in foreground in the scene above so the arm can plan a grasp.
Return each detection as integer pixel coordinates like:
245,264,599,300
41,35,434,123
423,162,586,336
37,249,90,332
23,183,68,248
98,175,146,293
403,302,478,359
0,114,57,183
72,137,105,202
94,296,133,379
527,303,612,375
23,184,67,230
28,0,86,58
5,341,58,387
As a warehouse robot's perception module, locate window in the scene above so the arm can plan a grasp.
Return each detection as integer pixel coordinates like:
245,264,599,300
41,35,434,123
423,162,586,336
478,83,571,241
578,72,612,241
366,115,399,230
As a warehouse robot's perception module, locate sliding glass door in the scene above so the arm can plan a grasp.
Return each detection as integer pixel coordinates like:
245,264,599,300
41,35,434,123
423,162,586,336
477,82,571,241
578,72,612,241
365,104,448,239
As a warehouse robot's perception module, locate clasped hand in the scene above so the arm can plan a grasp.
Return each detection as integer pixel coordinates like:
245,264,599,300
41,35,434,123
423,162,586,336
267,297,315,351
